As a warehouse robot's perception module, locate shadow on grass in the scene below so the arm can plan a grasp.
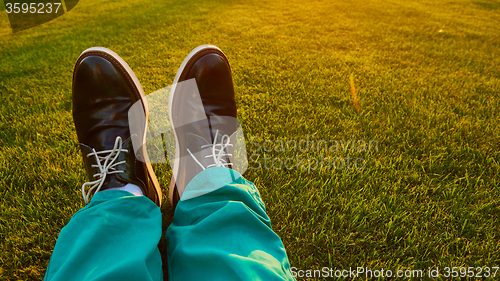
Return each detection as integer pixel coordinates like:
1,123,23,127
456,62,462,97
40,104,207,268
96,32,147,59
473,0,500,10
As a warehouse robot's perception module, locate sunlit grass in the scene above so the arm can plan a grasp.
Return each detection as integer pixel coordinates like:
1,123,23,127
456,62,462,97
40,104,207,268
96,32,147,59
1,0,499,279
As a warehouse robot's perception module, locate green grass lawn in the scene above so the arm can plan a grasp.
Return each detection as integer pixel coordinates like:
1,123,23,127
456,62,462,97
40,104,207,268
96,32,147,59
1,0,499,279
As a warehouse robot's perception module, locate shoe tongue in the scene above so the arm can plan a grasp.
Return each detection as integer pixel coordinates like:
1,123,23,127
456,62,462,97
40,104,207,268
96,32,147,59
180,116,237,151
85,127,130,152
206,115,238,138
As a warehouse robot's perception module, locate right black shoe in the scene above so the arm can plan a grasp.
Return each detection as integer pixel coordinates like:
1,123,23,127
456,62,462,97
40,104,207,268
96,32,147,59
73,47,162,206
168,45,238,208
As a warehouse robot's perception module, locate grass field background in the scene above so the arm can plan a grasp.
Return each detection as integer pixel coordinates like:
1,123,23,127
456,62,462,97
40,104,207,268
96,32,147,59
1,0,499,279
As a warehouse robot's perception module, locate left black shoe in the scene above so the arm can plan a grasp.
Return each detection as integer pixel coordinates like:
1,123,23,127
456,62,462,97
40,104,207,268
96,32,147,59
72,47,162,206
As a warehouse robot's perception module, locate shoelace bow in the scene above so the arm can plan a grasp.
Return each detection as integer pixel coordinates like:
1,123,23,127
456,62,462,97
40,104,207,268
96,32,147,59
81,136,128,203
188,130,233,170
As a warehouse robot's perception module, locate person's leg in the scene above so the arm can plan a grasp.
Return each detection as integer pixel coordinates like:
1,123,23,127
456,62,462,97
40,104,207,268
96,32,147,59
45,47,163,281
45,190,163,281
166,168,295,280
166,45,295,280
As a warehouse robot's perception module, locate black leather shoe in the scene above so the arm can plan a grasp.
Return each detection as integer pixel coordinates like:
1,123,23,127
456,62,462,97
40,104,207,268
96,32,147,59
73,47,162,206
169,45,238,208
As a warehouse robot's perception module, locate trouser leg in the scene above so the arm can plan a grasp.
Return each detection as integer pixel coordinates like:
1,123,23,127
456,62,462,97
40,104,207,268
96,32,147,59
166,167,295,280
44,190,163,281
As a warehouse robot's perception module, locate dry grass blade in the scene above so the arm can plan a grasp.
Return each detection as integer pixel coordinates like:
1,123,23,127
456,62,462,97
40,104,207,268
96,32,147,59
350,74,361,114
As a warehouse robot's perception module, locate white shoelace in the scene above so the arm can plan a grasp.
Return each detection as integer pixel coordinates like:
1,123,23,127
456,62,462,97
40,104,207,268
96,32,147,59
187,130,233,170
81,136,128,203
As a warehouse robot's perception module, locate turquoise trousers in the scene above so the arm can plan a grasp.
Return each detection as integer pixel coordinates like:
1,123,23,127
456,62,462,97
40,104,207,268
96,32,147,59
44,167,295,280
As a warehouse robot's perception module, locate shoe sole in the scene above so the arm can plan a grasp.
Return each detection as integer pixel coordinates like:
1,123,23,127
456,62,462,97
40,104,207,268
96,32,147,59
168,45,230,207
75,47,162,207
